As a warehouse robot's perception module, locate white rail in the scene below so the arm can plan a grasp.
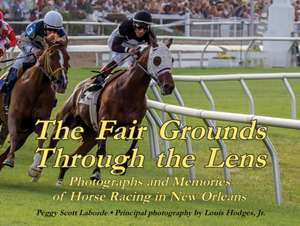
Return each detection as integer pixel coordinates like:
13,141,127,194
65,35,300,41
147,72,300,206
147,100,300,129
173,73,300,81
147,96,299,205
173,73,299,119
9,36,300,68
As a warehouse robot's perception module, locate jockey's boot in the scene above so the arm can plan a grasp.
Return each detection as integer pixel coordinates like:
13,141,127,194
86,60,117,92
0,80,6,93
5,67,18,92
2,67,18,114
3,94,10,114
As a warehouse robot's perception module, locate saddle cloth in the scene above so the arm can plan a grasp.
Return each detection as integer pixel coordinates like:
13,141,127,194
78,89,101,132
78,69,126,132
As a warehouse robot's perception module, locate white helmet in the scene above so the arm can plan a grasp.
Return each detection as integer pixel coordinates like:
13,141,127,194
44,11,63,29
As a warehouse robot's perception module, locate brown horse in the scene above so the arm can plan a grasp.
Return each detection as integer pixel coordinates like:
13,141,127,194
29,38,174,184
0,97,8,146
0,33,69,170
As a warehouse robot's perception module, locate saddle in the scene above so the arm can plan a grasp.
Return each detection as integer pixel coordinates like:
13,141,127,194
78,69,126,132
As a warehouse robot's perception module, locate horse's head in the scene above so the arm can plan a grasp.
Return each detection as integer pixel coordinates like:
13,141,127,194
41,33,70,93
146,38,174,95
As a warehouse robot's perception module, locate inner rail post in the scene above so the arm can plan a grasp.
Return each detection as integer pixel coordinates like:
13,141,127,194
240,78,255,115
282,77,297,119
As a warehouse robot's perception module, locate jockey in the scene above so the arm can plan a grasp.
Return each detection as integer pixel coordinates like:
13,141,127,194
0,11,17,58
87,10,156,91
0,10,67,112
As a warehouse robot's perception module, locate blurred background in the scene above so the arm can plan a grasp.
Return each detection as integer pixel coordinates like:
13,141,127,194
1,0,299,67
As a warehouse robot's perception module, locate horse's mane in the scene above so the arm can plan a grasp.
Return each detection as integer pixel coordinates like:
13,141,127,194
137,46,151,64
45,33,68,48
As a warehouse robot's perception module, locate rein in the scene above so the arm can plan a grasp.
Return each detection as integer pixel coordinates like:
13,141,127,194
135,45,172,84
98,49,158,83
130,46,159,82
136,62,158,82
37,44,65,82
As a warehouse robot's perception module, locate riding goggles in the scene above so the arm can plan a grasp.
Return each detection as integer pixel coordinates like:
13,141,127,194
46,27,60,32
134,22,149,31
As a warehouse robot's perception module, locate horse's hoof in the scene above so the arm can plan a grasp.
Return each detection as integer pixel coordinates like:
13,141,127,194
115,163,128,176
56,179,63,187
90,172,101,181
114,169,127,176
3,159,14,168
28,167,42,181
230,168,240,173
31,176,40,182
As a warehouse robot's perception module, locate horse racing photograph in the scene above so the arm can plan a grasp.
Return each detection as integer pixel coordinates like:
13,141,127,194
0,1,299,226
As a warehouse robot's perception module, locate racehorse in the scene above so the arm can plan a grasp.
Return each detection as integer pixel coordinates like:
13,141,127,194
29,37,174,184
0,33,69,170
0,97,8,146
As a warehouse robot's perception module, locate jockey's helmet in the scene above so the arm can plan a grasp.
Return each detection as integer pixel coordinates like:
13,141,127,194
133,11,152,30
44,11,63,30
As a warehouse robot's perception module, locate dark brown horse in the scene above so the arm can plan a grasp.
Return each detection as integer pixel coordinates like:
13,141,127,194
0,33,69,170
30,38,174,185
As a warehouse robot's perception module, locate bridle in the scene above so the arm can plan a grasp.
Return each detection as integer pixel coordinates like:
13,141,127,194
136,45,172,83
136,61,158,82
103,46,159,82
37,44,66,83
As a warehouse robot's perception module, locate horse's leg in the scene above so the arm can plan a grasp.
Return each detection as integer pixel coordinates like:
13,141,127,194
0,94,8,146
3,131,32,167
115,136,139,176
56,135,96,186
28,123,50,181
0,113,9,169
0,146,10,170
28,127,55,179
0,120,8,147
90,140,106,181
28,112,75,180
122,139,139,172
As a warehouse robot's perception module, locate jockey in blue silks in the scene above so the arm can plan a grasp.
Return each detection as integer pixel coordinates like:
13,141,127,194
0,10,67,112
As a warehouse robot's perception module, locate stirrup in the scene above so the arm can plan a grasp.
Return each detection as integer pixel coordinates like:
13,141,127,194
94,73,106,83
3,105,8,115
85,83,103,92
88,74,105,90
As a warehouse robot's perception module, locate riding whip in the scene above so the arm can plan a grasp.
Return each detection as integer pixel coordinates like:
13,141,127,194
91,46,142,75
0,53,34,64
